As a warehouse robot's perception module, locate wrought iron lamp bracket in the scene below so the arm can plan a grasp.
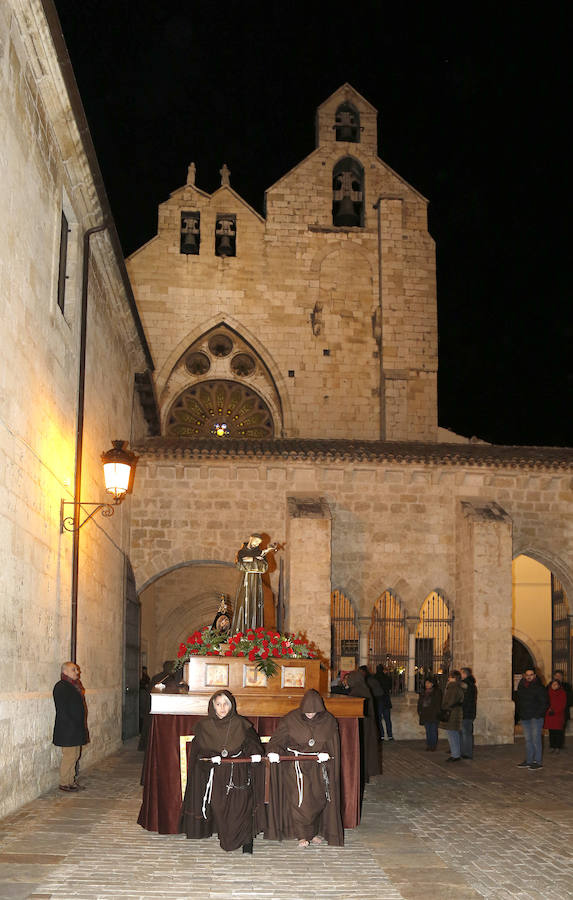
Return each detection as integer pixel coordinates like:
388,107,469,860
60,499,118,533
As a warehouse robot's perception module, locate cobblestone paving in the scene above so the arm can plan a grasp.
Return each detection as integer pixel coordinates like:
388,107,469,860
0,738,572,899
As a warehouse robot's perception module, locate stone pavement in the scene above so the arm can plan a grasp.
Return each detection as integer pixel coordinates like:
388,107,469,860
1,738,573,900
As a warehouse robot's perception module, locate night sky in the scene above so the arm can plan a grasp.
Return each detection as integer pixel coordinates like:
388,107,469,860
52,1,571,447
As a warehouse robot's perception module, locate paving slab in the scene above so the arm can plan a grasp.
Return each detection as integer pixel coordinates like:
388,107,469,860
1,737,573,898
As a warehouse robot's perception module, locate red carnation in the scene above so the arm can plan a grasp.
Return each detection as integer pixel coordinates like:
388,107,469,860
177,643,187,657
237,651,245,657
261,649,269,659
224,650,233,657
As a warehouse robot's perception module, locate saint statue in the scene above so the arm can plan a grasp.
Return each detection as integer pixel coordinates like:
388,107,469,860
230,534,277,633
211,594,232,634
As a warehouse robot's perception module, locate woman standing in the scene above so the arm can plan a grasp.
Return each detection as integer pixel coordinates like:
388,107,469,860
439,671,464,762
266,690,343,847
179,690,264,853
417,677,442,751
544,679,567,754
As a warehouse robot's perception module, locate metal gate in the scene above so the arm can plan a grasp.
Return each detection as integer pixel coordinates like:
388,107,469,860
552,574,571,683
331,590,359,674
122,558,140,741
415,591,453,692
368,591,408,694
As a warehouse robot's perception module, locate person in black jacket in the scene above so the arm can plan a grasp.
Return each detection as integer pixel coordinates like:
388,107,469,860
460,667,477,759
53,662,89,791
374,664,394,741
515,667,548,770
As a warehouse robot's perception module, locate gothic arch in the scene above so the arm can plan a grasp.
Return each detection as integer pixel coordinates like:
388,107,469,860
309,239,372,275
155,316,294,435
512,545,573,603
332,156,365,226
135,557,235,596
415,587,452,618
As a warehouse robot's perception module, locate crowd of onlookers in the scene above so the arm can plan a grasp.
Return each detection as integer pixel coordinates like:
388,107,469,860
331,663,572,769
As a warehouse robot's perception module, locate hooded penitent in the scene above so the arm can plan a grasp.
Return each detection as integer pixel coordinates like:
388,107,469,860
345,670,381,781
179,690,264,851
265,690,344,846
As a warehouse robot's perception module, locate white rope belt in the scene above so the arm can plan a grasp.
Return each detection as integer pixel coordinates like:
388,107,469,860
202,767,214,819
287,747,318,808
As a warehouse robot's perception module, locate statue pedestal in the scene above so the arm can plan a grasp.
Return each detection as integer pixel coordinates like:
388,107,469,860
151,656,363,718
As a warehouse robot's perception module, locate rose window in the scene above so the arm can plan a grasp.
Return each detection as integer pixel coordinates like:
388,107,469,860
167,380,274,438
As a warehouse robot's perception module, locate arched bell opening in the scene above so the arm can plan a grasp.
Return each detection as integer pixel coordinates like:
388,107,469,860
332,157,364,227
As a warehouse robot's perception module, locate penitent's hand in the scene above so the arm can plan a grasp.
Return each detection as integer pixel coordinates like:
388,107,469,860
267,752,280,763
317,753,330,763
251,754,262,763
211,756,222,765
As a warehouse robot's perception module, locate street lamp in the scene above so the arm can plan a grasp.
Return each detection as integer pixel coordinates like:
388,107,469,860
61,440,138,532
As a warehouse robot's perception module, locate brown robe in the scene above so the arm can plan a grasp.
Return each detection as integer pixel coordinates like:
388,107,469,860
345,670,381,781
179,690,264,851
265,690,344,846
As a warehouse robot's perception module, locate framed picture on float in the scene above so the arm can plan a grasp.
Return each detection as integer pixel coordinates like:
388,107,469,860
281,666,306,689
204,664,229,687
243,666,267,688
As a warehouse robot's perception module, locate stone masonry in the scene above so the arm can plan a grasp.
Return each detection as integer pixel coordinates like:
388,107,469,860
127,84,438,443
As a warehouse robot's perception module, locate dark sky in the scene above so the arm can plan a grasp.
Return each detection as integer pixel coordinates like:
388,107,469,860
52,0,571,447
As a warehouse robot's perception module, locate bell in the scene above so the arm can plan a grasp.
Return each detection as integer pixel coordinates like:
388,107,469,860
181,231,197,253
335,194,359,226
217,234,233,257
338,123,354,142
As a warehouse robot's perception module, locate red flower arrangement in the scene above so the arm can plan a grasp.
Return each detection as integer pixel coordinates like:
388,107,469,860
174,626,318,677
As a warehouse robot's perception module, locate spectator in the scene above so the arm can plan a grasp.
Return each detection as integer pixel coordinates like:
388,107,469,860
439,670,464,762
374,664,394,741
53,661,89,792
515,667,548,770
417,676,442,751
544,679,567,754
460,667,477,759
552,670,572,736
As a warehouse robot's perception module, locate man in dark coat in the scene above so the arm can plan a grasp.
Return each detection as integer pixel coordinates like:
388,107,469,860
374,664,394,741
53,662,89,791
460,667,477,759
515,667,548,770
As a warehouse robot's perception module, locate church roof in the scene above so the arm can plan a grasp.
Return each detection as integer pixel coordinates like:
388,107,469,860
134,438,573,470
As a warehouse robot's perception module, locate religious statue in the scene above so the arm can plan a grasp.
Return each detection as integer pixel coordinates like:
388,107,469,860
230,534,278,633
211,594,232,634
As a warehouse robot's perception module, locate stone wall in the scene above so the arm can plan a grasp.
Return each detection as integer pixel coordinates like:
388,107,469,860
130,447,573,744
127,84,437,443
0,1,150,818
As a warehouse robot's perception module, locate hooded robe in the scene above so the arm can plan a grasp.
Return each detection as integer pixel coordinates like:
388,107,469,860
265,690,344,846
179,690,264,851
345,670,381,781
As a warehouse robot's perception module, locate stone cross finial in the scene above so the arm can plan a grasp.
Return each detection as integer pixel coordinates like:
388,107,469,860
220,163,231,187
187,162,196,185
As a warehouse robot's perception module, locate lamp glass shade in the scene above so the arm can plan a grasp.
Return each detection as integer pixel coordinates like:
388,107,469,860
101,440,138,502
103,461,132,500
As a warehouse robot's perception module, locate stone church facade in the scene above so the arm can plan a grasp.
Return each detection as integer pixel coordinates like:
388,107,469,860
127,86,573,746
0,1,572,820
